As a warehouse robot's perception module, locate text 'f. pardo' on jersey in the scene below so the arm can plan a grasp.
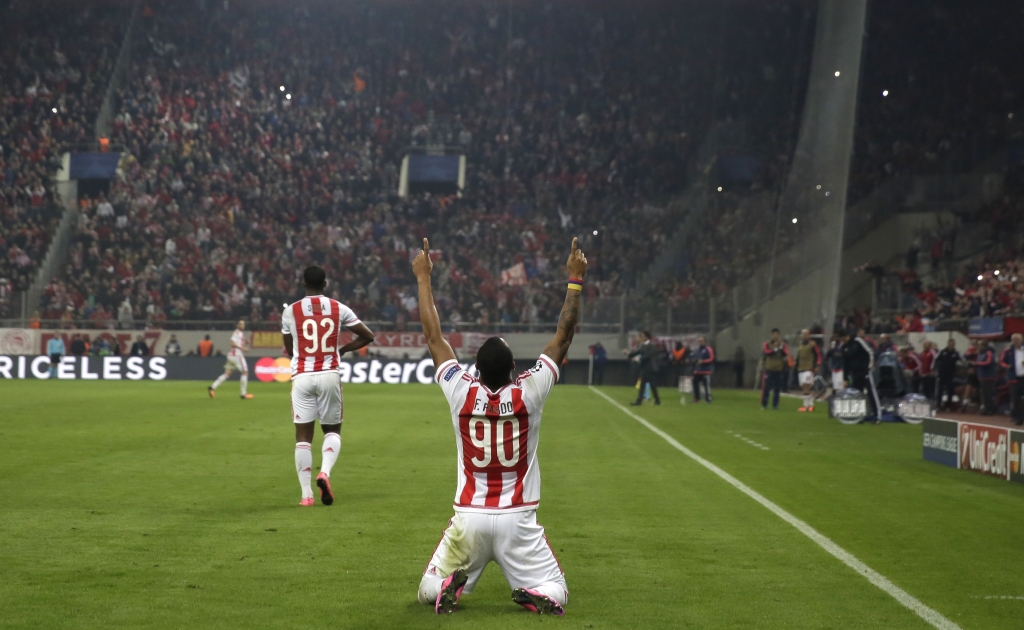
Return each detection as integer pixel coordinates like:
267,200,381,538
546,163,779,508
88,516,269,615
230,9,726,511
281,296,361,378
436,355,559,513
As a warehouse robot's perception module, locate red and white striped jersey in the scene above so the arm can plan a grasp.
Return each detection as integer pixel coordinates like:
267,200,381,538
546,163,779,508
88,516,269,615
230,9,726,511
281,296,361,379
229,329,246,358
436,355,559,513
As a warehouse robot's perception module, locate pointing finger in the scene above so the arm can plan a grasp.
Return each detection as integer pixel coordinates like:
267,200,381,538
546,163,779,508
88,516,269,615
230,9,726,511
423,237,429,253
571,237,578,253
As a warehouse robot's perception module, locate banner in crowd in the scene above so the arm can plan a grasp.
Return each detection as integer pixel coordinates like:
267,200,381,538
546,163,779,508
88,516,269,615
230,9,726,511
922,416,1023,485
500,262,528,286
0,355,465,384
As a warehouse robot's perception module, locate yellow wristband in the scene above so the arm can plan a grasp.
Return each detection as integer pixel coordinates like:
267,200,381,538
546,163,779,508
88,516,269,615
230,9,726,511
567,281,583,292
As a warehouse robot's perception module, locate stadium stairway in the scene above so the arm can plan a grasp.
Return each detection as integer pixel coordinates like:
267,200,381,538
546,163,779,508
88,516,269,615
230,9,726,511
22,2,144,318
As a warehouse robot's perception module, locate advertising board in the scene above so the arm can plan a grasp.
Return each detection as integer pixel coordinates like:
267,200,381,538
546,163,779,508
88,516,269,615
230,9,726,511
922,418,958,468
0,355,456,384
958,422,1010,480
1010,429,1024,485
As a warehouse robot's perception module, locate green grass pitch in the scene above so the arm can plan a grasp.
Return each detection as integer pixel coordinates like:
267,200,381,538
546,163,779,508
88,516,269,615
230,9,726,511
1,381,1022,629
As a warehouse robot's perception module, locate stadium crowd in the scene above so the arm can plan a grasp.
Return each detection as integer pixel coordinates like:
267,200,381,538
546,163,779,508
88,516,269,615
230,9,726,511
9,0,1022,328
849,0,1023,203
36,0,809,327
0,4,125,317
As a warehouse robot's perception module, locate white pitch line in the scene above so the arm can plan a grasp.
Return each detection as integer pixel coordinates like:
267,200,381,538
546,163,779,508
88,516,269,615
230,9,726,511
726,431,770,450
589,386,961,630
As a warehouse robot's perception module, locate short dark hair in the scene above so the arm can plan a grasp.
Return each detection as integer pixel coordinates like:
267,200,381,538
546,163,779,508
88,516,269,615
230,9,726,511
303,265,327,290
476,337,515,390
771,328,780,334
641,331,652,339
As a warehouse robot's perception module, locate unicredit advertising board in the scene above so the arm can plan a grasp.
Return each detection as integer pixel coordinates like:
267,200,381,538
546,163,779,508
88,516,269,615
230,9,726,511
0,355,462,384
922,417,1023,486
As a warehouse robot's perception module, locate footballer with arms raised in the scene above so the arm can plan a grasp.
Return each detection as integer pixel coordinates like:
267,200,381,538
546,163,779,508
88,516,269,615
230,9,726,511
281,266,375,506
412,236,586,616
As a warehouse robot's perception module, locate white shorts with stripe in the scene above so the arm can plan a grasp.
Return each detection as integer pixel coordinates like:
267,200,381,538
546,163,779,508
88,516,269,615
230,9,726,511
422,509,567,599
226,353,248,372
291,371,343,425
798,370,815,386
832,370,845,391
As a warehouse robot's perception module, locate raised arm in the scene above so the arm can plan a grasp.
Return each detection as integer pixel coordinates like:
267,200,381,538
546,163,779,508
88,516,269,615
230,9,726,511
542,237,588,366
412,238,457,368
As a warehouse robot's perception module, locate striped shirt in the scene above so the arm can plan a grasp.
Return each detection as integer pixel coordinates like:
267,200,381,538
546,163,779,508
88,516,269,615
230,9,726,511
281,296,361,378
436,355,558,513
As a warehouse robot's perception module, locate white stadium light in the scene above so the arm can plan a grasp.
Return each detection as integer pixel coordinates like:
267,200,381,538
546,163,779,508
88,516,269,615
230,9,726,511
978,275,984,281
825,191,830,196
592,230,598,235
834,71,841,77
279,85,285,91
815,184,821,190
286,94,292,100
994,270,1000,275
792,218,798,224
882,90,889,97
52,108,57,113
717,186,722,192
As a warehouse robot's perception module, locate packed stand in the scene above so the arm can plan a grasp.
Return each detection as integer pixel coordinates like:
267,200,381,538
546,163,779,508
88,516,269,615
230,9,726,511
43,0,809,328
849,0,1024,204
0,4,125,317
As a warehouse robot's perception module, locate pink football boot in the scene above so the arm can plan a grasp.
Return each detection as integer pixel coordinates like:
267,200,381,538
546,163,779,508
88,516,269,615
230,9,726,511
435,569,468,614
511,588,565,616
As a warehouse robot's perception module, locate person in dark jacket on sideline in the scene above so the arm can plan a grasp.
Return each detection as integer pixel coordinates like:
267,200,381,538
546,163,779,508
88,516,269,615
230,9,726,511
625,331,661,406
692,336,715,403
70,334,87,357
972,339,997,415
934,339,962,410
130,335,150,357
589,342,608,386
761,328,789,410
842,330,874,391
842,329,876,418
732,345,745,388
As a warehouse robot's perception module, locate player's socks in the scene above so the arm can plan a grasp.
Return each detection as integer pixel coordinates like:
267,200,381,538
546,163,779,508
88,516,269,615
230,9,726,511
418,573,445,605
511,586,565,615
295,442,313,500
435,569,468,614
239,373,248,396
211,374,228,390
321,433,341,477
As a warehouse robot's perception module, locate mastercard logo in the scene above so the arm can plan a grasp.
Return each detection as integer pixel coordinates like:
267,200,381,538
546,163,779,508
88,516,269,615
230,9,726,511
255,357,291,383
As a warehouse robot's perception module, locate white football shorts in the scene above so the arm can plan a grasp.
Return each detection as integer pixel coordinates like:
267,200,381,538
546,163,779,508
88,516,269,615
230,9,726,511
832,370,845,391
225,353,248,372
798,370,815,386
420,510,567,601
291,371,343,425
